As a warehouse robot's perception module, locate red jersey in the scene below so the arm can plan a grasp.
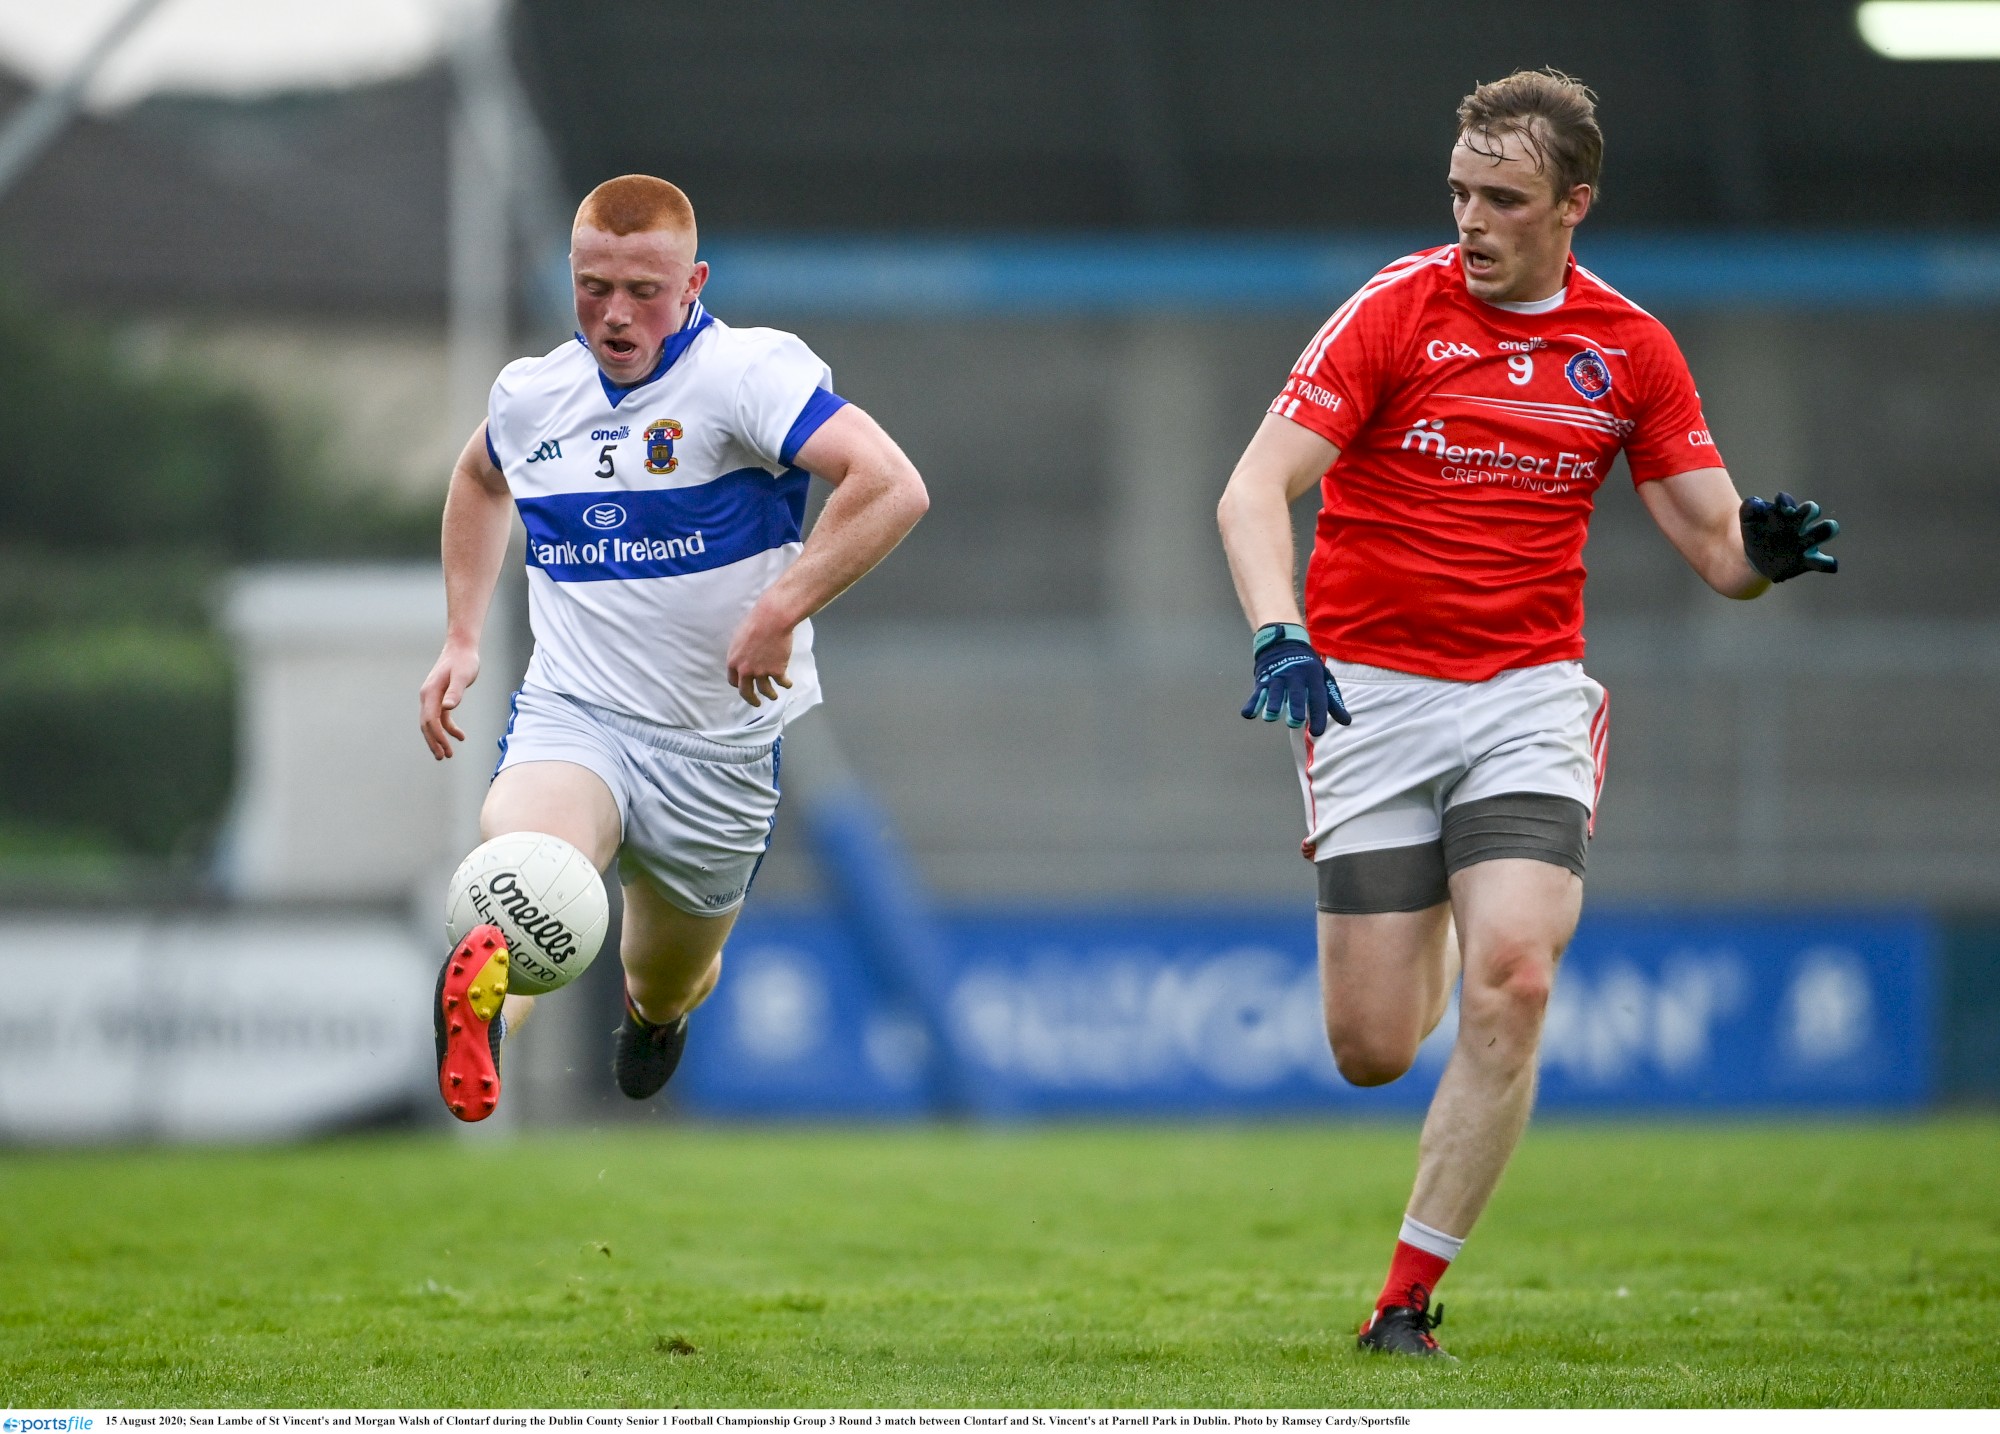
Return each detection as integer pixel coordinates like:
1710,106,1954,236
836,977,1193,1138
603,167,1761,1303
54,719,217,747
1271,246,1722,681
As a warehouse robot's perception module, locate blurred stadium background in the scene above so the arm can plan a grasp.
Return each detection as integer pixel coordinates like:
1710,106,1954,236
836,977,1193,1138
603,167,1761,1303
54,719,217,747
1,0,1998,1140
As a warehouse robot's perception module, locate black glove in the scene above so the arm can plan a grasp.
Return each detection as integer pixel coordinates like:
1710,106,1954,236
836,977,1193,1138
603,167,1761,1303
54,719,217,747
1240,623,1351,738
1741,490,1840,582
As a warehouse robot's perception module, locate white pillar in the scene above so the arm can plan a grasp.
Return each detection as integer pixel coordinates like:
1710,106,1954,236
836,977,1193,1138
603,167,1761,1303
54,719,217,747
217,566,515,904
447,101,512,447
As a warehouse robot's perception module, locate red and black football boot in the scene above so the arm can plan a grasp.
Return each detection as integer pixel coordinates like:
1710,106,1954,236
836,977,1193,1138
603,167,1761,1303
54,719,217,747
435,924,510,1122
1357,1287,1456,1360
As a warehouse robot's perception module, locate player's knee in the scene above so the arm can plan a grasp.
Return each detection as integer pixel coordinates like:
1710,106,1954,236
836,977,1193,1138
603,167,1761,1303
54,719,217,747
1466,939,1556,1026
1332,1043,1417,1088
1325,1018,1419,1087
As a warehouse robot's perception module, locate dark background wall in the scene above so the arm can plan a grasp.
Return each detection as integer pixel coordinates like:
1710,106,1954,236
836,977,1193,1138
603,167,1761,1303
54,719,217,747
513,0,2000,232
8,2,1993,318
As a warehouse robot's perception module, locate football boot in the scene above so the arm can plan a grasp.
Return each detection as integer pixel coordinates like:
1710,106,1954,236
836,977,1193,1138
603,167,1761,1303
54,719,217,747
1357,1295,1456,1361
435,924,510,1122
613,993,689,1100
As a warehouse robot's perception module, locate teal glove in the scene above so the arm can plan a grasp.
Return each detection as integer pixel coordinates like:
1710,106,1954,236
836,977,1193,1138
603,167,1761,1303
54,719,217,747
1241,623,1351,737
1741,491,1840,582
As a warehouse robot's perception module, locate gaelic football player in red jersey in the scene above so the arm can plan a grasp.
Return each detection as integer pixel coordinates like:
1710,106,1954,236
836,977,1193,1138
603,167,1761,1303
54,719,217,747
1217,70,1839,1359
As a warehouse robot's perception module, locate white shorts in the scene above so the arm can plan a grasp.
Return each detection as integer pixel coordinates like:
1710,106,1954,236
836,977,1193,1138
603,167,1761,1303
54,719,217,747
1290,659,1608,861
494,685,781,916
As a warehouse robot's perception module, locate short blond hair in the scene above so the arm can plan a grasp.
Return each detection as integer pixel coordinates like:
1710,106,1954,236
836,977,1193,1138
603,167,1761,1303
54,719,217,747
1457,69,1603,202
574,174,697,244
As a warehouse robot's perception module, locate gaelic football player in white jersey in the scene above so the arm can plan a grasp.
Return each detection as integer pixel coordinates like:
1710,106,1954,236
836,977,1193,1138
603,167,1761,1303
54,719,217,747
1218,71,1840,1357
419,175,927,1121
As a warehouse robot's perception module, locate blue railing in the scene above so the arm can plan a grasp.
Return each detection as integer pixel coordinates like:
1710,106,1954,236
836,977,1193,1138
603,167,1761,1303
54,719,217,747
693,233,2000,315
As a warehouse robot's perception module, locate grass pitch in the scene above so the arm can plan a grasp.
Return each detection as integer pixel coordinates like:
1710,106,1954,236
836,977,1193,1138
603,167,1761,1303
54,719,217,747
2,1119,1996,1408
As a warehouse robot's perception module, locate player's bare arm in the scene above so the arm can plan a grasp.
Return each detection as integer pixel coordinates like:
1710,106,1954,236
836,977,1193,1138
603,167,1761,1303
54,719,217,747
1217,415,1352,736
1640,466,1840,597
725,403,928,706
1217,413,1339,628
1637,466,1767,598
418,422,513,760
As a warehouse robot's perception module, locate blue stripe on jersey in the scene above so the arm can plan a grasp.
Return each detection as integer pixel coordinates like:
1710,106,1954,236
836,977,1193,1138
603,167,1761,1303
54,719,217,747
517,466,809,583
780,388,849,467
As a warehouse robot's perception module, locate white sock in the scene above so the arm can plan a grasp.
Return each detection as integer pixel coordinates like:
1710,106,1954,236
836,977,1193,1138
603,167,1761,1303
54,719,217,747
1400,1214,1465,1261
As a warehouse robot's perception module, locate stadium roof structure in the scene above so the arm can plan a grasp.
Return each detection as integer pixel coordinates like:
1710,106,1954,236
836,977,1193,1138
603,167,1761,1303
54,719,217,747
0,64,449,317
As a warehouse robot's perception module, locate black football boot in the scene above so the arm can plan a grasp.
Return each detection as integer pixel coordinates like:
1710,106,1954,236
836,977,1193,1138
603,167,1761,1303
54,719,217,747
613,993,690,1100
1357,1289,1457,1361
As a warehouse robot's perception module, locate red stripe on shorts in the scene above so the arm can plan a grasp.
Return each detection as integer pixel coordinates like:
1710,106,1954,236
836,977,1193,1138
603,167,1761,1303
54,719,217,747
1302,730,1320,862
1587,687,1610,836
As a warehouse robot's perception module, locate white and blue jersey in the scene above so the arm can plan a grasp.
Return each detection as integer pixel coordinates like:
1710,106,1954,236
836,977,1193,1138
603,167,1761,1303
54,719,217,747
485,301,847,743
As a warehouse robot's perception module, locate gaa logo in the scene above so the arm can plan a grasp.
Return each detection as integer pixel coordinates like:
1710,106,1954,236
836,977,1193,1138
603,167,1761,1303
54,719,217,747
1565,349,1613,401
644,417,683,474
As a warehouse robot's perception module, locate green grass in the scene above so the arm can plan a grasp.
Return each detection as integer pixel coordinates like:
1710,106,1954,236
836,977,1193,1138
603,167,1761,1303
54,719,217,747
2,1120,1996,1407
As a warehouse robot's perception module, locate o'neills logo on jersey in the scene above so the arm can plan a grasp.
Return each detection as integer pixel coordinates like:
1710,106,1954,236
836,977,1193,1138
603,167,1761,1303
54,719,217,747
1400,419,1598,491
468,870,577,966
644,418,682,474
533,531,707,567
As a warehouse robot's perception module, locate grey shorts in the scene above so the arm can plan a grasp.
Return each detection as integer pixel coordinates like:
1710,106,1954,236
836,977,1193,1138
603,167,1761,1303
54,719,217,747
1292,659,1607,861
494,685,780,916
1315,791,1591,914
1292,659,1607,915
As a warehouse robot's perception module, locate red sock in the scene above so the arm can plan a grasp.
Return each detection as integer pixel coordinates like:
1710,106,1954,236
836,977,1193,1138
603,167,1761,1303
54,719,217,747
1375,1239,1451,1315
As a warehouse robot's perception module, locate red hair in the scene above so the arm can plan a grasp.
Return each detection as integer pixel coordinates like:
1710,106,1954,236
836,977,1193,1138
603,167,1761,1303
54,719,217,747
574,175,697,242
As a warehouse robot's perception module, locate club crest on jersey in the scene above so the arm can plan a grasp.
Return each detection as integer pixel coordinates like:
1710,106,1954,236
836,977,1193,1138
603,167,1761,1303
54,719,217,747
643,418,683,475
1566,349,1613,401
